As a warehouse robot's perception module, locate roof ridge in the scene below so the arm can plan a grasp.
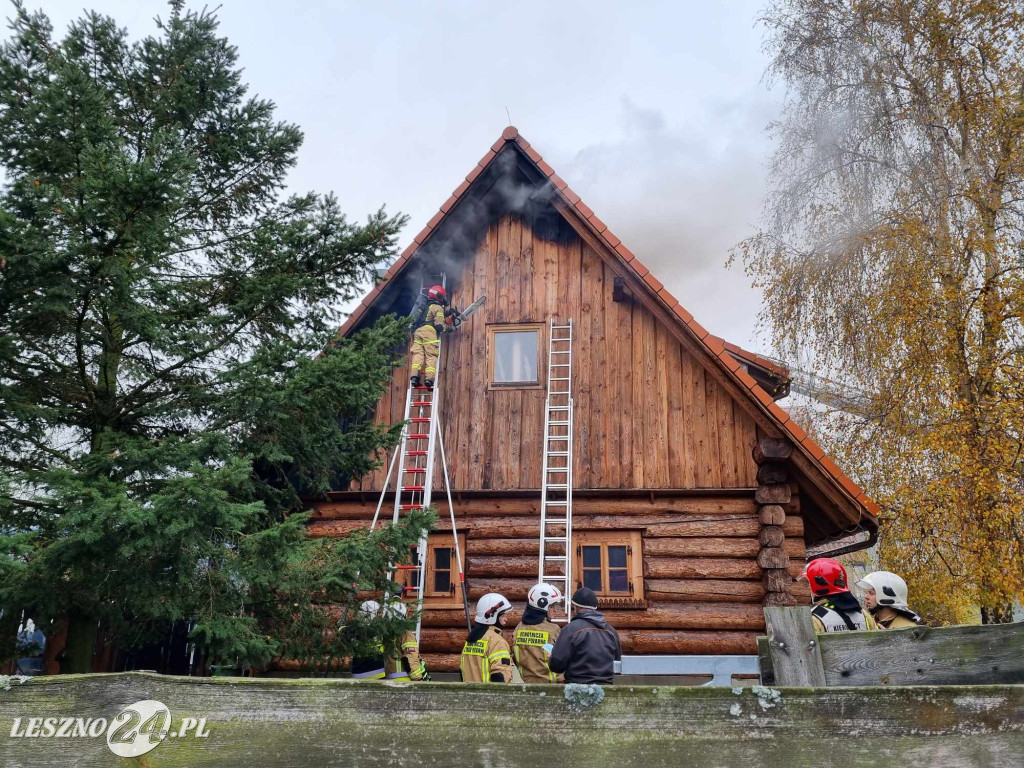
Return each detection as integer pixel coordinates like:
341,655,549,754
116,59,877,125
335,126,878,520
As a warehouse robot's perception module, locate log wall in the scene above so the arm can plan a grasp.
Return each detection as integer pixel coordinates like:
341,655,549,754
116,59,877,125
353,214,761,493
308,491,808,669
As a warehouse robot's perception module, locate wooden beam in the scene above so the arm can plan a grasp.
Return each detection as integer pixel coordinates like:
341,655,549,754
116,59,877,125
818,620,1024,686
763,606,827,686
7,671,1023,766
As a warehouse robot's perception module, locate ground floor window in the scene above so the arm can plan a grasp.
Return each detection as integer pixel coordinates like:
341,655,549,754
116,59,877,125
404,532,466,609
573,530,644,607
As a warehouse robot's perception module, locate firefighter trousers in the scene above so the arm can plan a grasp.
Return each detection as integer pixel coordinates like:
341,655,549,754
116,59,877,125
409,325,440,378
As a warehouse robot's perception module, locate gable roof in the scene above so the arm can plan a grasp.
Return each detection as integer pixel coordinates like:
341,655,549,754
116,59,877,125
336,126,879,542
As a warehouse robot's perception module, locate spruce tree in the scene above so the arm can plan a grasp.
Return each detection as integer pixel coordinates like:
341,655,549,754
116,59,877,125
0,2,428,672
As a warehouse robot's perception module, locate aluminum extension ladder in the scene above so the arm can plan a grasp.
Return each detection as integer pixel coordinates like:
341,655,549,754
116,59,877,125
369,338,469,639
538,318,575,622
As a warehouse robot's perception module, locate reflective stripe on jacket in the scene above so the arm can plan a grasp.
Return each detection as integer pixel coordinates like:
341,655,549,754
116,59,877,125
460,627,513,683
416,303,446,335
385,630,425,680
513,620,562,683
811,600,873,632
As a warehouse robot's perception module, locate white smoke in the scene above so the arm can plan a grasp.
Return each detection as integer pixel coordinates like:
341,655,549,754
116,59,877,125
552,96,780,350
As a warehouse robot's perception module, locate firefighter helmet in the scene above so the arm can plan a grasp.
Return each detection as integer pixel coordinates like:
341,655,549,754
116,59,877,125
426,284,447,304
799,558,850,597
527,582,564,611
385,600,408,619
856,571,910,612
358,600,382,619
474,593,512,625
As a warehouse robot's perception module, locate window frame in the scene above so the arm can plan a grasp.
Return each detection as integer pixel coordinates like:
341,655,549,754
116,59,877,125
404,532,466,609
573,531,645,607
487,323,545,390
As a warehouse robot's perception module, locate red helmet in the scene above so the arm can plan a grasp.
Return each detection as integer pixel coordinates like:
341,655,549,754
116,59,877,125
799,557,850,597
426,285,447,303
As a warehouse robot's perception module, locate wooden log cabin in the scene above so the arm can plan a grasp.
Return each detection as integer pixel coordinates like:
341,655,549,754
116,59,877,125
308,127,879,672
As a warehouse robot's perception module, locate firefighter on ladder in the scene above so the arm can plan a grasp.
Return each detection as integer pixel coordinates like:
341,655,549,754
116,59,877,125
513,583,564,684
460,593,517,683
384,600,430,681
409,284,451,390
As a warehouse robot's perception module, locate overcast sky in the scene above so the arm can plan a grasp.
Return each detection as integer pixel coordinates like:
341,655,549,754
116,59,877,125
31,0,780,352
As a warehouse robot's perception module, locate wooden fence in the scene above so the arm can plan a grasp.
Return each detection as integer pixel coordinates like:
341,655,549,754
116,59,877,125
758,608,1024,686
0,672,1021,767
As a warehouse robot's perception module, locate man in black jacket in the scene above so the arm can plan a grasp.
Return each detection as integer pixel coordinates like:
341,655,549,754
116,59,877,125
547,588,622,684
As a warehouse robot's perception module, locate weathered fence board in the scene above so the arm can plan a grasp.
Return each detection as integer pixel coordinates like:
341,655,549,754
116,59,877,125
763,606,826,686
818,620,1024,687
1,673,1022,768
760,610,1024,688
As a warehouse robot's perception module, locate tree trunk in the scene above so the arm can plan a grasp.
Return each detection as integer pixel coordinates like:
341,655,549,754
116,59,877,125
62,609,97,674
980,603,1014,625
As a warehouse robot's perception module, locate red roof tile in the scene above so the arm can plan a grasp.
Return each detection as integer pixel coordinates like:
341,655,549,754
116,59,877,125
673,305,693,324
753,385,775,408
704,334,726,356
629,257,650,278
687,318,710,340
767,402,791,425
802,437,827,461
332,126,877,525
784,418,808,443
718,350,742,373
602,229,621,249
575,200,595,219
734,367,759,390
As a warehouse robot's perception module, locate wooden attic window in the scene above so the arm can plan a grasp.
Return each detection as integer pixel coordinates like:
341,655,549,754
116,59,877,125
573,531,645,609
402,532,466,609
487,323,544,389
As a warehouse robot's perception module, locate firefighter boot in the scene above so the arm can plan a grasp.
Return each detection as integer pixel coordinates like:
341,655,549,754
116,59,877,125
410,374,421,388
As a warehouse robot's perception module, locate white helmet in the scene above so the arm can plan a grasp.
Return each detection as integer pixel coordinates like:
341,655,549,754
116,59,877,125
358,600,382,619
474,593,513,625
856,571,910,612
386,600,408,619
527,582,564,611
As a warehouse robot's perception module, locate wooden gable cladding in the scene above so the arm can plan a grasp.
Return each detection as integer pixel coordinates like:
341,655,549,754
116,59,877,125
352,214,760,493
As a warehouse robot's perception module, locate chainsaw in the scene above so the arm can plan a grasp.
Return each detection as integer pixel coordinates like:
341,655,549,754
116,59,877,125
445,296,486,328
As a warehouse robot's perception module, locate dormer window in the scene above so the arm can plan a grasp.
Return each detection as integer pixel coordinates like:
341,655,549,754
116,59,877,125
488,324,543,389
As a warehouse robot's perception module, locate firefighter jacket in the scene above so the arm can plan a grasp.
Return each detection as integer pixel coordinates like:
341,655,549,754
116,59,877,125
872,606,922,629
460,625,514,683
416,303,447,335
351,652,386,679
513,611,563,684
385,630,427,680
810,593,878,633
